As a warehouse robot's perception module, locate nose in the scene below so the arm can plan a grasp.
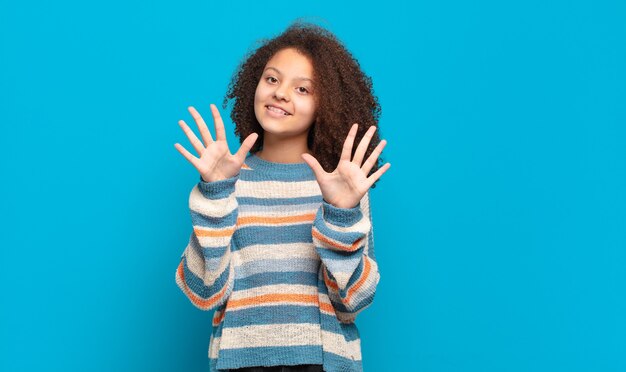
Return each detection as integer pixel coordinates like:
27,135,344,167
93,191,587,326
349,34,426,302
273,84,290,102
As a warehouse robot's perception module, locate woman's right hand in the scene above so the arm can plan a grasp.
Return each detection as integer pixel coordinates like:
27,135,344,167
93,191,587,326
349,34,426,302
174,104,258,182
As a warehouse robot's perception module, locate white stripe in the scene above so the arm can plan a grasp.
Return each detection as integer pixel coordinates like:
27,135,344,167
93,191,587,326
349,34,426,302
209,334,220,359
315,291,359,323
323,213,371,235
322,255,363,275
219,323,322,349
322,194,371,234
324,281,358,323
233,258,319,280
226,299,320,312
361,192,370,217
325,192,370,233
194,229,235,248
235,243,318,265
185,239,231,286
228,283,318,301
237,219,313,228
347,272,379,307
320,330,362,361
206,257,225,272
239,203,320,215
236,179,321,198
189,185,238,218
361,192,372,258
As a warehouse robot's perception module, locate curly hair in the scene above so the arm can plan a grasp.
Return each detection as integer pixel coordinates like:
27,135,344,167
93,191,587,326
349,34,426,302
222,21,385,188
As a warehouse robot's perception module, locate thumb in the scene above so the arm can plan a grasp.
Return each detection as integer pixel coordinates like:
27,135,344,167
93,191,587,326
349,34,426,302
234,132,259,163
301,153,326,179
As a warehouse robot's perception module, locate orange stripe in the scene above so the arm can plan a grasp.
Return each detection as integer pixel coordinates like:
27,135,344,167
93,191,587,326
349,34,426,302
237,213,316,225
346,258,371,303
242,163,251,169
312,228,363,252
322,258,372,304
226,293,319,310
212,310,225,327
194,226,236,238
177,260,228,309
323,267,339,291
319,301,335,314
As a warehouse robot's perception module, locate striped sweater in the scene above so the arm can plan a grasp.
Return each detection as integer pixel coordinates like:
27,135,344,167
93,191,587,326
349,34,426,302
175,152,380,372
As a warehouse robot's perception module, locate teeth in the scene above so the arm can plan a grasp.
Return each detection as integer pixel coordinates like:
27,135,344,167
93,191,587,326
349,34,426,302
267,106,289,115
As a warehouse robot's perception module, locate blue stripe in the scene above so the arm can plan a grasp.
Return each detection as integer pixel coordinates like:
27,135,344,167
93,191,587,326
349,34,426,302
239,202,319,214
241,167,316,182
316,247,364,285
216,345,323,370
319,313,361,342
326,292,350,313
318,251,363,272
323,351,363,371
344,256,366,289
190,232,229,259
237,195,322,206
182,255,230,300
233,224,314,248
234,271,318,290
234,258,319,279
349,287,376,313
324,284,375,315
318,280,329,295
222,305,321,327
200,245,228,259
190,208,237,228
313,210,368,245
197,175,238,199
366,205,376,260
319,199,363,227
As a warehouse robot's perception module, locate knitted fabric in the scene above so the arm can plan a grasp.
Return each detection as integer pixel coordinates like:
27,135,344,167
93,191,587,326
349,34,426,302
175,153,380,372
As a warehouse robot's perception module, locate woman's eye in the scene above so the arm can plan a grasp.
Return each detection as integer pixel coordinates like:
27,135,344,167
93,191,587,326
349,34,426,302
298,87,309,94
267,77,278,83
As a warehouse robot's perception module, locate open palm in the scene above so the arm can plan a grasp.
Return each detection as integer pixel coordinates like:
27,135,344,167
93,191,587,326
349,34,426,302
174,104,258,182
301,123,391,209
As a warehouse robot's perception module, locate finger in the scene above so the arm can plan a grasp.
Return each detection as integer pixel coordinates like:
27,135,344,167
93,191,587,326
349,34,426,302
361,139,387,176
352,125,377,166
366,162,391,188
340,124,359,162
174,143,202,170
301,153,327,180
210,103,227,142
188,106,214,146
178,120,205,156
234,132,259,163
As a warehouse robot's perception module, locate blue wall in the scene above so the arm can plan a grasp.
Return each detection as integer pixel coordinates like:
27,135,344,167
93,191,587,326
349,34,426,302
1,1,624,371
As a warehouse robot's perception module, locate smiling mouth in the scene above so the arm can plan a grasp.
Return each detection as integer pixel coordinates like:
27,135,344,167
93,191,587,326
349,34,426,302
266,105,291,116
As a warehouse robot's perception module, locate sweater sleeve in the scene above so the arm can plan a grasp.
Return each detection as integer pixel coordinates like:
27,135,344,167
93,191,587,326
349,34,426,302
312,191,380,323
175,174,239,311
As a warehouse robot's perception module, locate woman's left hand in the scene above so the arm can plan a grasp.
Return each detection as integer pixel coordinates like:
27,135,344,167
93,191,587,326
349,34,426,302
301,123,391,209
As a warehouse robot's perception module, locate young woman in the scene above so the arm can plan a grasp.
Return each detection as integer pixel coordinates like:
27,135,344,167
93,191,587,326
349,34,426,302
174,21,390,372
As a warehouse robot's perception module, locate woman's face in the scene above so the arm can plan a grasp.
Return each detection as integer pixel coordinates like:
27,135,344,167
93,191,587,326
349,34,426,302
254,47,317,140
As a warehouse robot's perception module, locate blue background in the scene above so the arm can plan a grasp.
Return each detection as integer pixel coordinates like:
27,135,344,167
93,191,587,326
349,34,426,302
1,0,624,371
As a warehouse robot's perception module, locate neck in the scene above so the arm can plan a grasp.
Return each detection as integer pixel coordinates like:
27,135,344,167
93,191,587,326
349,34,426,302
256,132,311,163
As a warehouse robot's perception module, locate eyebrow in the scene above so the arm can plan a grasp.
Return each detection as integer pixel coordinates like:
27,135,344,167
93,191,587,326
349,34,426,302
264,67,313,82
